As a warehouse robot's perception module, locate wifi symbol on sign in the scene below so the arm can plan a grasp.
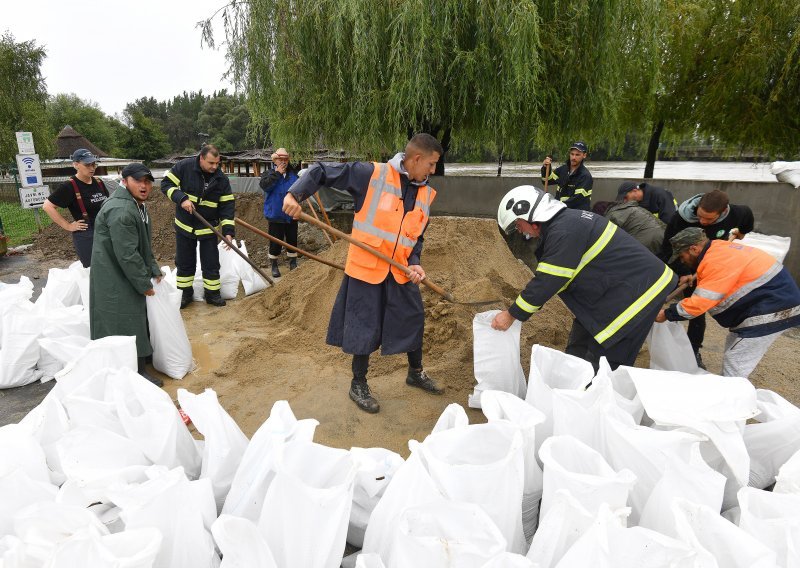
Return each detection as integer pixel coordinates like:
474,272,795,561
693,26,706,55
21,157,35,168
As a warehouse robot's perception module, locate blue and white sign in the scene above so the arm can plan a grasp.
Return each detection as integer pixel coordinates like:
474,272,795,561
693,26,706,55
15,153,43,188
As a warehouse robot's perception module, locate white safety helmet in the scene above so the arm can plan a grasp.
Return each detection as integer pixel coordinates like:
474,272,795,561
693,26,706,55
497,185,566,234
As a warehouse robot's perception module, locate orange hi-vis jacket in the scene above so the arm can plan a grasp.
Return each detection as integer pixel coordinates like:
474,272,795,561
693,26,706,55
666,240,800,337
344,162,436,285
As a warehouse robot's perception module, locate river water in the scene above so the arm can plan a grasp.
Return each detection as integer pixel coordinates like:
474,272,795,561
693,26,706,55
445,161,779,182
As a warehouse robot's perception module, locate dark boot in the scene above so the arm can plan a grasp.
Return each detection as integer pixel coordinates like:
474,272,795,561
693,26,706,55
288,257,298,271
137,357,163,387
205,289,226,307
406,367,444,394
694,350,707,371
271,259,281,278
180,288,193,309
349,379,380,413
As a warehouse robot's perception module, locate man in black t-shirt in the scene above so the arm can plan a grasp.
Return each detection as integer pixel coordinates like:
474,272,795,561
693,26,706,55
42,149,110,267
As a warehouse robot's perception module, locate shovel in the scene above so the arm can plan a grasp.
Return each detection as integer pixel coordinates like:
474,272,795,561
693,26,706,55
296,211,501,306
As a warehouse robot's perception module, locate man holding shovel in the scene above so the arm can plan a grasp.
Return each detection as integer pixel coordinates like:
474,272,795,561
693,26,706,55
282,133,444,413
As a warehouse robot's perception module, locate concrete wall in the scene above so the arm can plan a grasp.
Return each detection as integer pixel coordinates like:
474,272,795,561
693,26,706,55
428,176,800,281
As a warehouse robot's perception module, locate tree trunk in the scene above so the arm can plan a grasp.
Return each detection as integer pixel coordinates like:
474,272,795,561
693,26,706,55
434,127,451,176
644,119,664,178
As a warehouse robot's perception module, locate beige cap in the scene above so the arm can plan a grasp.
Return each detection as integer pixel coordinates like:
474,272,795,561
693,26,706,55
271,147,290,160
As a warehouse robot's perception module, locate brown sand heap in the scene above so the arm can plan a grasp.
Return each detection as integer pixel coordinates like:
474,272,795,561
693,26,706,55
230,216,573,402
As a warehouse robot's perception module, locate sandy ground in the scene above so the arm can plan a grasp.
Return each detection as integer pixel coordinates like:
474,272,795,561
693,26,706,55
4,211,799,454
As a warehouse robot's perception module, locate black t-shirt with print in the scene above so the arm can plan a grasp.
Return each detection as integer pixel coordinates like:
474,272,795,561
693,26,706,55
48,176,109,226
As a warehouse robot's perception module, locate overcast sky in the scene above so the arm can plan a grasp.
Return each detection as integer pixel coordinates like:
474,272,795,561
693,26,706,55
5,0,233,117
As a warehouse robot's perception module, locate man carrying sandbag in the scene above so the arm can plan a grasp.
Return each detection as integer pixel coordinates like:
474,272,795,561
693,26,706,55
491,185,677,370
90,163,163,387
656,227,800,378
282,133,444,414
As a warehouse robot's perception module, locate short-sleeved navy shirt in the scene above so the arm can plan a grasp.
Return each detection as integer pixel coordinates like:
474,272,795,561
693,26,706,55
47,176,109,226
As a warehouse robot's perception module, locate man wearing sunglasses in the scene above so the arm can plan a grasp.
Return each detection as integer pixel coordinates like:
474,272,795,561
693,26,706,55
42,148,110,267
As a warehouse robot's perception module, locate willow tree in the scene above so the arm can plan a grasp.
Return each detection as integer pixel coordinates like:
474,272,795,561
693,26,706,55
643,0,800,177
201,0,661,169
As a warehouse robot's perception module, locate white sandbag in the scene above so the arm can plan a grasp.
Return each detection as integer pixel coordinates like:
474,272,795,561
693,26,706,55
112,368,201,477
61,369,127,436
671,498,777,568
0,276,34,348
37,307,91,381
525,345,593,458
177,388,249,512
70,261,91,308
0,469,57,536
551,372,621,452
212,514,277,568
55,425,151,483
223,400,318,521
469,310,526,409
192,249,205,302
108,466,219,568
638,443,726,536
35,265,82,308
555,505,701,568
626,367,757,503
740,232,792,264
647,321,703,374
217,242,241,300
53,336,138,395
258,441,356,568
417,422,527,553
38,336,91,370
481,552,536,567
348,447,404,548
0,424,53,484
772,161,800,188
526,490,598,568
233,240,268,295
744,389,800,489
430,403,469,434
355,554,387,568
481,390,546,543
737,486,800,568
598,358,645,424
774,449,800,494
390,501,507,568
18,393,71,485
13,502,109,563
539,435,636,520
146,277,194,380
0,305,45,388
45,527,162,568
600,407,724,527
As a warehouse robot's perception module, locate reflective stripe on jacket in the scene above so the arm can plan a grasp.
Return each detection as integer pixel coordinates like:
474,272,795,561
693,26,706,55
666,240,800,337
540,162,593,211
160,156,235,240
345,162,435,285
509,209,675,346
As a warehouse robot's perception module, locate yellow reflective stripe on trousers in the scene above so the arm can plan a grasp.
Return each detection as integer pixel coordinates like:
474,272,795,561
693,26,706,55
594,265,674,344
203,278,221,290
537,262,575,279
558,223,617,293
219,194,234,202
515,295,540,314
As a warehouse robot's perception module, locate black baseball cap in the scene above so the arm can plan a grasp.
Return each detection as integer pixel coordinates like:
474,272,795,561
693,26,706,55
71,148,98,164
617,181,640,199
570,141,588,153
121,163,155,181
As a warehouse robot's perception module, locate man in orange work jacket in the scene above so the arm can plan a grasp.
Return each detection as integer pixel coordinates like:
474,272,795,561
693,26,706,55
283,133,444,413
656,227,800,378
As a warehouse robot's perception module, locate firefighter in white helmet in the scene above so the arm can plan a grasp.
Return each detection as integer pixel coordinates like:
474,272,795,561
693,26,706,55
494,185,677,370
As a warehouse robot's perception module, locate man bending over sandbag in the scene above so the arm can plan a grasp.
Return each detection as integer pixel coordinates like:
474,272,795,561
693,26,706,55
656,228,800,378
491,185,677,371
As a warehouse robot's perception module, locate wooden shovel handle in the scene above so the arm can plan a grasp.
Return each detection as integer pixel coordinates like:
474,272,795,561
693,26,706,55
297,211,454,301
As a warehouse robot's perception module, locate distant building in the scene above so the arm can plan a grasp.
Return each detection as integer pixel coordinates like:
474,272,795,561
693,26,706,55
41,126,142,182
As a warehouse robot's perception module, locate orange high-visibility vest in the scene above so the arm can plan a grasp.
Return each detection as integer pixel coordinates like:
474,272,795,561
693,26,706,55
345,162,436,285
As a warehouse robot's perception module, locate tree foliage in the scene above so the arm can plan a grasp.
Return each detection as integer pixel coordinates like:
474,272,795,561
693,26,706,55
118,112,171,163
0,33,53,163
47,93,121,155
202,0,661,162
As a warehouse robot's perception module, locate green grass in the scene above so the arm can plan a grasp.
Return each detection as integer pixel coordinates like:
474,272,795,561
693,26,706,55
0,201,53,247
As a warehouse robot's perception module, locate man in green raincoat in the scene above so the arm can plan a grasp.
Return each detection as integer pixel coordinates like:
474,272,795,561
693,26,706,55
90,163,164,387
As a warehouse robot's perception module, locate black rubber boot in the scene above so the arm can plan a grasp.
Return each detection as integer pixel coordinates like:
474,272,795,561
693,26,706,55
180,288,193,309
137,357,164,387
271,259,281,278
288,257,298,271
205,290,226,307
349,379,380,413
694,350,707,371
406,367,444,394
